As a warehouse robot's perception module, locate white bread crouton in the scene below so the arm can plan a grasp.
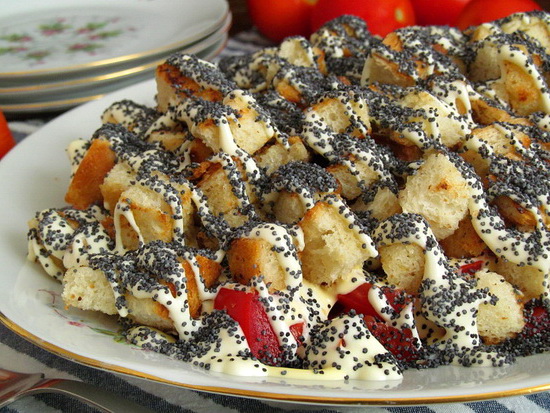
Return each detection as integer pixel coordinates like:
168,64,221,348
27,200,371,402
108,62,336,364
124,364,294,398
492,259,547,301
352,187,402,221
227,238,287,292
476,270,525,344
299,200,374,285
399,153,471,239
254,136,310,176
379,242,425,295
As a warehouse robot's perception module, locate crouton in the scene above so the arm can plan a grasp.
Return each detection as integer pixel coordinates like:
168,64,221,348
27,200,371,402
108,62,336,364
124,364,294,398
399,153,471,239
227,238,287,292
299,200,374,285
379,242,425,294
476,270,525,344
65,139,117,210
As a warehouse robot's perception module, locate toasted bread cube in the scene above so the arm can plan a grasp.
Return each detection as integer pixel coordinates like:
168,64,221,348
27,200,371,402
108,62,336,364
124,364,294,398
352,187,402,221
326,157,379,200
399,90,468,148
363,52,416,88
299,201,373,285
155,58,225,112
493,195,537,230
65,139,117,210
179,255,222,318
379,243,425,295
492,259,547,301
101,100,158,135
62,266,118,315
272,191,308,225
440,215,487,258
254,136,310,176
197,163,251,228
227,238,287,292
501,60,546,116
399,153,471,239
116,181,194,250
183,91,276,156
63,254,220,327
307,95,371,137
476,270,525,345
278,36,317,68
100,162,136,214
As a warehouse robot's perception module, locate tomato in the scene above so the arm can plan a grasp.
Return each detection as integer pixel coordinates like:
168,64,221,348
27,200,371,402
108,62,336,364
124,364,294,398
411,0,472,26
310,0,416,37
0,110,15,160
247,0,316,43
456,0,542,30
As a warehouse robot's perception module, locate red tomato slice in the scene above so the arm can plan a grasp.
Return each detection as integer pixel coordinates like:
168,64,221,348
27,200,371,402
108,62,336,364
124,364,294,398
0,110,15,159
214,287,282,364
456,0,542,30
247,0,316,43
310,0,416,37
410,0,472,26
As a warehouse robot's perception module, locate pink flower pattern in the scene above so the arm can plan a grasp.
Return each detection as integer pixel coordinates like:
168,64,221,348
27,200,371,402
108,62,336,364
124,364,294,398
0,16,135,66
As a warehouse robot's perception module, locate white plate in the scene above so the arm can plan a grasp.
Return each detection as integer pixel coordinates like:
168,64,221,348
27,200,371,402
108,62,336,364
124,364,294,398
0,0,228,79
0,11,232,99
1,79,549,406
0,34,228,116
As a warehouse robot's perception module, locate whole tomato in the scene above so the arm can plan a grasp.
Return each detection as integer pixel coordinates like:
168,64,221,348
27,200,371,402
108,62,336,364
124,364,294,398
247,0,316,43
456,0,542,29
0,110,15,159
310,0,416,37
411,0,472,26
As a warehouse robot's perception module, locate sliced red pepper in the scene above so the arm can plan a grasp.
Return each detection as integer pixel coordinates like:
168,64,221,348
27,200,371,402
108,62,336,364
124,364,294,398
289,321,305,346
335,282,411,321
458,260,484,276
363,316,419,362
214,287,282,365
521,303,549,337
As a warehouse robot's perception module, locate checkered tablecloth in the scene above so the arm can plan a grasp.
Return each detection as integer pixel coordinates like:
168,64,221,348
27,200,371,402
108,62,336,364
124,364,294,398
3,29,550,413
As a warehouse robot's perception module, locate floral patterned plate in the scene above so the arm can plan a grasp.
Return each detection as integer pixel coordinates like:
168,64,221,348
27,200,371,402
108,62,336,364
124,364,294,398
0,32,228,115
0,0,228,79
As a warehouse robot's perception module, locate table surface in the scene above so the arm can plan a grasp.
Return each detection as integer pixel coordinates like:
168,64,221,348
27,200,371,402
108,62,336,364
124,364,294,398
3,22,550,413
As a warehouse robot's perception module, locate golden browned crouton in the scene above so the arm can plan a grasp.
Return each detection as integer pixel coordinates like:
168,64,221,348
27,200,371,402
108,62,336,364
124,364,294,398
65,139,117,210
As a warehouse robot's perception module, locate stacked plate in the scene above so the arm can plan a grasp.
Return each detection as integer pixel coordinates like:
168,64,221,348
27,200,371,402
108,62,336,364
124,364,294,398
0,0,231,116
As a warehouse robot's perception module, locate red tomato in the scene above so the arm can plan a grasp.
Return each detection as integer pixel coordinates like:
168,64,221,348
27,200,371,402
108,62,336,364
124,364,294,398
0,110,15,159
310,0,416,37
247,0,316,43
456,0,542,29
411,0,472,26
